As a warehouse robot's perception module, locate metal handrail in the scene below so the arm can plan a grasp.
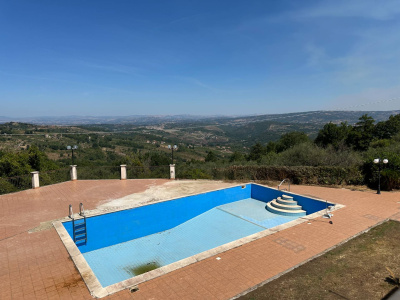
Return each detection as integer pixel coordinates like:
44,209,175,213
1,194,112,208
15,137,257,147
69,204,73,219
79,203,85,216
278,178,291,192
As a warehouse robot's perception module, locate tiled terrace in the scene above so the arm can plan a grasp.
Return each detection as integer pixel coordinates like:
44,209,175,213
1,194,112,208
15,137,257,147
1,179,399,299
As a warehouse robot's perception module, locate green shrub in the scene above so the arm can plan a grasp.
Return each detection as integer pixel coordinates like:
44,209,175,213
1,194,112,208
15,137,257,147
180,168,212,179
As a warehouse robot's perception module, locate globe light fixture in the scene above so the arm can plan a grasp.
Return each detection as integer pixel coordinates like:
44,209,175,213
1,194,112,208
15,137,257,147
67,145,78,165
168,144,178,164
373,157,388,194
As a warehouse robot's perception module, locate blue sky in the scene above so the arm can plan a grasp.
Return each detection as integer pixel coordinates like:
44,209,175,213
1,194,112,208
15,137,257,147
1,0,400,117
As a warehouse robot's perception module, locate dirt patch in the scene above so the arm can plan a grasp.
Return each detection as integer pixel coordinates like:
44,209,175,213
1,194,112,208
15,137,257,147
90,180,239,214
124,261,161,276
237,220,400,300
62,274,84,288
28,218,64,233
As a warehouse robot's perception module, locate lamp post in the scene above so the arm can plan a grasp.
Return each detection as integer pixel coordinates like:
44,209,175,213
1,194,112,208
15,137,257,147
373,158,388,194
168,145,178,164
67,145,78,165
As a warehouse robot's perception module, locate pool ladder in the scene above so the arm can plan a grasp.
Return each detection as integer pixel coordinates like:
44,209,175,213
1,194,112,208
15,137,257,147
69,203,87,245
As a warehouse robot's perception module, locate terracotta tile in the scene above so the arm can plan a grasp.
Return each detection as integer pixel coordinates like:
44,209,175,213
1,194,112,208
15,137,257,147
1,180,400,299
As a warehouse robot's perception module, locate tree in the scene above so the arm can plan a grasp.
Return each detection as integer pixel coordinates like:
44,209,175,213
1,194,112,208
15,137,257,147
144,152,170,166
266,141,277,153
0,152,32,177
374,114,400,140
229,151,245,163
205,151,218,162
315,122,350,149
277,132,310,152
346,114,375,151
247,142,266,161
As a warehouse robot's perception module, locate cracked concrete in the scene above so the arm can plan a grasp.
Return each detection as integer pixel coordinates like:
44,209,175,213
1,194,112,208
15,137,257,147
91,180,238,214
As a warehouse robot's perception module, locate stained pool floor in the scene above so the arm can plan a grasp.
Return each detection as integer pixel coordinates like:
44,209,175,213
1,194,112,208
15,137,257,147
84,198,299,287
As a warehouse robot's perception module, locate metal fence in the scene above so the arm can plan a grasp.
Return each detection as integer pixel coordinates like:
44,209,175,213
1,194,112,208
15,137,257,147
76,165,170,180
78,166,121,180
127,165,170,179
0,168,72,195
0,174,32,195
0,165,172,196
40,168,71,186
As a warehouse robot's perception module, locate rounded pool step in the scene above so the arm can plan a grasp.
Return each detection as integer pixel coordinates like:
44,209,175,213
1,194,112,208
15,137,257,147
271,200,303,211
266,202,306,216
282,194,293,200
276,197,298,206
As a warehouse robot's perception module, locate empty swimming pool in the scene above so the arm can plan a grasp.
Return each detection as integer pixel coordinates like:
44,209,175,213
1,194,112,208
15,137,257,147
61,183,334,289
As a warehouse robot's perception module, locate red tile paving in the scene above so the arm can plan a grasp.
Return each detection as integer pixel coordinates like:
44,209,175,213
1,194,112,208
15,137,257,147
1,181,399,299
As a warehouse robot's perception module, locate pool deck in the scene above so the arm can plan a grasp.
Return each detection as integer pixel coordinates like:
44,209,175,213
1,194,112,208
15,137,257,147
1,179,400,299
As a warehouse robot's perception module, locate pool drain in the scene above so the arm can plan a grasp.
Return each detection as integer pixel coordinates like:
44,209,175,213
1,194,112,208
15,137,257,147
129,285,139,293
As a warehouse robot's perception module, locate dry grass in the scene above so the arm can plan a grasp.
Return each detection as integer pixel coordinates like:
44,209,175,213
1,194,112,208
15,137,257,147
238,220,400,300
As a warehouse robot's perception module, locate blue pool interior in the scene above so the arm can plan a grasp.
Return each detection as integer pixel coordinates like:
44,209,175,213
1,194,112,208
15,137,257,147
63,183,332,287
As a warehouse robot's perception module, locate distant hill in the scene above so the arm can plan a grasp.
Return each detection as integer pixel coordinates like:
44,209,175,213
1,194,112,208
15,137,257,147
2,110,400,158
202,110,400,126
0,115,214,125
1,110,398,126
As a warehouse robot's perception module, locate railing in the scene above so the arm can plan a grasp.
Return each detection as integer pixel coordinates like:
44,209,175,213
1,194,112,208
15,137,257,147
278,178,291,191
0,168,72,195
127,165,170,179
78,166,121,180
0,174,32,195
69,204,73,219
39,168,70,186
0,164,172,196
79,202,85,216
77,165,170,180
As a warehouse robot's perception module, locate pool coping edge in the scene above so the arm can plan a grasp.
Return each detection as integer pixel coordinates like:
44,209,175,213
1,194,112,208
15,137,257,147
53,182,344,298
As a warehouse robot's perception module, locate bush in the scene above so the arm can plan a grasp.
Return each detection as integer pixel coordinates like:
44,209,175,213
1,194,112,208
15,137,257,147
273,143,361,167
218,165,363,185
180,168,212,179
362,144,400,191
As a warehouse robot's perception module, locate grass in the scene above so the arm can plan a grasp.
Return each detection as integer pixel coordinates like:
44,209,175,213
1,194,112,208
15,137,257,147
124,261,161,276
238,220,400,300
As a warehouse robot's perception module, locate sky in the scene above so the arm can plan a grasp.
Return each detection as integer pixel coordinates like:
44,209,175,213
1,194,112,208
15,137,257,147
1,0,400,117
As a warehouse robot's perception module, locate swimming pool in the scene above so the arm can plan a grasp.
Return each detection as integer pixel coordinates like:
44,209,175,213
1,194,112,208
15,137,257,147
55,183,337,297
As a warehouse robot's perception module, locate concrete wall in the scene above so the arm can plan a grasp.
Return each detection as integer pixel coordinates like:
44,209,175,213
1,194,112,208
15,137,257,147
64,184,251,253
64,183,332,253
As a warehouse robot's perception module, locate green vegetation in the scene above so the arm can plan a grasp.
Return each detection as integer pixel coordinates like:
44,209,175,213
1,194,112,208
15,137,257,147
238,220,400,300
0,113,399,195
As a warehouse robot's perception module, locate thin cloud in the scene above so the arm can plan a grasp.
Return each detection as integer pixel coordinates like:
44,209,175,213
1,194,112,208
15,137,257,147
326,88,400,111
304,43,327,67
293,0,400,21
244,0,400,27
76,60,144,77
0,69,138,95
331,24,400,84
174,76,218,91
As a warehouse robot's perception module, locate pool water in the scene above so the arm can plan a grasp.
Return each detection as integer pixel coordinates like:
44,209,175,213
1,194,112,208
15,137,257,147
84,198,298,286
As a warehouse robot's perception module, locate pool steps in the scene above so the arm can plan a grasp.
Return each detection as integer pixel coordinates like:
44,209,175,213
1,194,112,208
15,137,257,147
276,198,298,206
266,195,306,216
271,201,302,211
